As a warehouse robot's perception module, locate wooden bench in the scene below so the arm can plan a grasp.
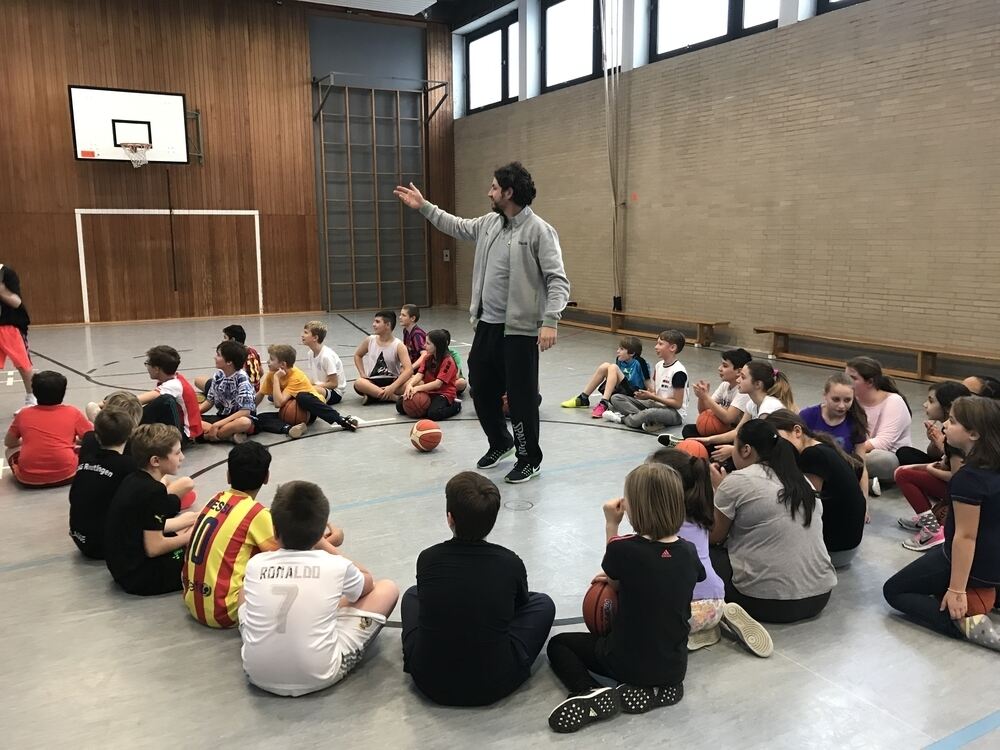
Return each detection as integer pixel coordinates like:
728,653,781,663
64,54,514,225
561,306,728,347
754,325,1000,382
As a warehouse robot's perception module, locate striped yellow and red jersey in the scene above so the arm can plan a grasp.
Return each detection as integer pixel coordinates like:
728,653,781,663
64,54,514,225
182,489,277,628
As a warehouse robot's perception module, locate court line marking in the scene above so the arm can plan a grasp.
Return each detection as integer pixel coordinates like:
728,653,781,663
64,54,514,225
74,208,262,322
925,710,1000,750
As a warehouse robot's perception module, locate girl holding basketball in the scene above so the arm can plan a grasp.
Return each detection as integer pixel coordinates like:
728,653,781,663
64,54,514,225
650,448,773,657
397,329,462,422
546,463,704,734
883,396,1000,651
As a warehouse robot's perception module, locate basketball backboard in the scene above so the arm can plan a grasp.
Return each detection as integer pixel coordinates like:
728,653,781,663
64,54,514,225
69,85,189,164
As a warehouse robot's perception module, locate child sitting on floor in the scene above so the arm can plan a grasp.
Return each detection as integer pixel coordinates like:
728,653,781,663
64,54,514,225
194,324,263,394
605,330,689,433
69,409,137,559
683,348,753,439
352,310,413,404
199,340,256,444
103,424,198,596
400,303,427,366
5,371,91,487
546,463,704,733
561,336,651,419
239,480,399,696
397,329,462,421
300,320,346,405
402,471,555,706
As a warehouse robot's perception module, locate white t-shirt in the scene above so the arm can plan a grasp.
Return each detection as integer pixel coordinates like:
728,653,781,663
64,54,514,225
239,549,365,697
362,335,403,379
653,360,689,417
304,346,345,395
711,381,740,408
732,393,784,419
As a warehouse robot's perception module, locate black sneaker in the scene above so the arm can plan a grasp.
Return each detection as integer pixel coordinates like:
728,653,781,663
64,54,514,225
504,461,540,484
615,683,684,714
337,415,359,433
476,444,515,469
548,687,620,734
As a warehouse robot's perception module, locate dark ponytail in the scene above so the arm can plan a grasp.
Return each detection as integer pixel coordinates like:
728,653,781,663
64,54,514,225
931,380,971,418
647,447,714,530
765,409,864,474
425,328,451,374
847,356,911,415
736,419,817,527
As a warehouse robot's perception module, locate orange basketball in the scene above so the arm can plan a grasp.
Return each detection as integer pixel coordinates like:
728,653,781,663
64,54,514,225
280,399,310,426
582,580,618,636
402,392,432,418
696,411,728,437
967,587,997,616
675,439,710,460
410,419,442,452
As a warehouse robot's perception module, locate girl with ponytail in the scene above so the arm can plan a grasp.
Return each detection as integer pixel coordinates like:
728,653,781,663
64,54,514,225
708,419,837,623
765,410,867,568
681,361,796,464
650,448,773,657
846,356,913,487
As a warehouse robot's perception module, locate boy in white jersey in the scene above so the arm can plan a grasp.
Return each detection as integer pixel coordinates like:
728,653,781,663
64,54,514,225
239,481,399,696
606,330,689,434
352,309,412,405
300,320,346,405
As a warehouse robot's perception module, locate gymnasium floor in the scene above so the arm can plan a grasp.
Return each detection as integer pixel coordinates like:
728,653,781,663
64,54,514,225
2,309,997,749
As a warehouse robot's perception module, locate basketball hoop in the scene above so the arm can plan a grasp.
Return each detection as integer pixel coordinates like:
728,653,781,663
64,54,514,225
120,142,152,168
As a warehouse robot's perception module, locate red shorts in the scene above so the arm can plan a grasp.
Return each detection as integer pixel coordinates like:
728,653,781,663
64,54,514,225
0,325,31,371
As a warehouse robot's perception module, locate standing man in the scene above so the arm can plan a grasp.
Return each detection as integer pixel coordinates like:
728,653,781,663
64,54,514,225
0,264,34,409
395,162,570,484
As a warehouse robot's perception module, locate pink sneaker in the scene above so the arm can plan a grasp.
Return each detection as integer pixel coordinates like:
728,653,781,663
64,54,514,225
591,402,607,419
902,524,944,552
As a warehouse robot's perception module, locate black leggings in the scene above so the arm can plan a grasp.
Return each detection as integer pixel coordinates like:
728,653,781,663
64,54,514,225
395,394,461,421
883,547,994,637
896,446,931,467
546,633,616,695
709,547,831,624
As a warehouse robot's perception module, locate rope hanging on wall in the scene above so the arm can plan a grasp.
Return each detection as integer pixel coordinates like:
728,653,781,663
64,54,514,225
600,0,628,312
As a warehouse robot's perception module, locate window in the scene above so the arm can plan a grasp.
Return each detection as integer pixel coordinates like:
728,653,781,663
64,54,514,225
743,0,780,28
544,0,595,88
651,0,780,62
817,0,868,14
465,12,519,113
508,22,520,99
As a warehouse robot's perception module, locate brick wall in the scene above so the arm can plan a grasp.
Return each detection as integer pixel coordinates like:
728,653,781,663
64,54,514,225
449,0,1000,352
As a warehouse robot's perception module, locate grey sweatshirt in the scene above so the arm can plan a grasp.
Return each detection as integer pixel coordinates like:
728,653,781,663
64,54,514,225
419,202,571,337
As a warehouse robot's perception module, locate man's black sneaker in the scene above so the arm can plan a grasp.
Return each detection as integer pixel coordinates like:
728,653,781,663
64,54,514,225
476,444,515,469
504,461,540,484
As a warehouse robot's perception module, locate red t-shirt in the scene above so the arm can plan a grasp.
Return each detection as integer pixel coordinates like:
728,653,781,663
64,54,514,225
419,354,458,402
8,404,92,485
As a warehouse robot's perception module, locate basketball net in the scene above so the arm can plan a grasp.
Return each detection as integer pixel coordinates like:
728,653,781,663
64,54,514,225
121,143,151,168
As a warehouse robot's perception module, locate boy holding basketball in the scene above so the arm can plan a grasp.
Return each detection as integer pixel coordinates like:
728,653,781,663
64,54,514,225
0,263,35,408
239,480,398,696
199,340,256,443
255,344,357,438
682,348,752,439
401,471,555,706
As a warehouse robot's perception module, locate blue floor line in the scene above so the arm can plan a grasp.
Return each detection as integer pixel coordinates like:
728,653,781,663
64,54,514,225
926,711,1000,750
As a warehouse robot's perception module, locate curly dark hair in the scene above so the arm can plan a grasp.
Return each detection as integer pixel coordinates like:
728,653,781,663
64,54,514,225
494,162,536,207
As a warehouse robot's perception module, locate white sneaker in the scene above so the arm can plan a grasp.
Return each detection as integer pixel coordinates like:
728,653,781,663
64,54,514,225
720,603,773,657
688,625,721,651
287,422,308,439
870,477,882,497
232,432,249,444
601,411,623,424
85,401,101,422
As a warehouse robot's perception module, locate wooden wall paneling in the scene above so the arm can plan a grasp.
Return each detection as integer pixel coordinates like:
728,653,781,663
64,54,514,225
81,214,178,322
171,215,259,318
1,0,319,324
425,22,457,306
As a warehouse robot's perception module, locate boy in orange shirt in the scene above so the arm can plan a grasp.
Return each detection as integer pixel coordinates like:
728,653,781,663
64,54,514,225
5,371,91,486
255,344,358,438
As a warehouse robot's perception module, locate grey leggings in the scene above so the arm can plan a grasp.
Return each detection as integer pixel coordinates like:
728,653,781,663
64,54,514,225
609,394,682,430
866,449,900,485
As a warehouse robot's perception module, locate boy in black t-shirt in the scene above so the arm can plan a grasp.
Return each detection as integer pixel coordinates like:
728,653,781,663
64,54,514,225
104,424,197,596
546,463,704,733
69,410,137,559
401,471,555,706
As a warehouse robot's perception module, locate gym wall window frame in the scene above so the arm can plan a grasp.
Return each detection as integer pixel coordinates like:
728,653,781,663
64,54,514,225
816,0,869,14
465,11,519,115
540,0,608,94
649,0,779,64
